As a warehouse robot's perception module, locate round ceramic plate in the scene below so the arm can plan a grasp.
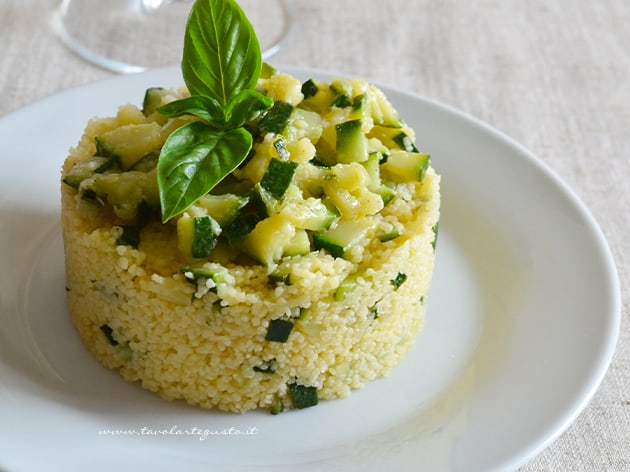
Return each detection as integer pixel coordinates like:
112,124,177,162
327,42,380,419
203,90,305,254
0,67,620,472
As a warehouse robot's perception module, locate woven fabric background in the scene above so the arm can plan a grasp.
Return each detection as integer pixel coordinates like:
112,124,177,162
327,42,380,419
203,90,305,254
0,1,628,470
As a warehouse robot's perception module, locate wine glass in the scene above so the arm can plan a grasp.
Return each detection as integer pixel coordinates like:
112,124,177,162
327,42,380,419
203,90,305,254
52,0,293,74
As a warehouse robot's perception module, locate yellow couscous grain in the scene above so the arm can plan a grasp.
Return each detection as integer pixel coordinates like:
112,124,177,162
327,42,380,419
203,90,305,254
61,74,440,413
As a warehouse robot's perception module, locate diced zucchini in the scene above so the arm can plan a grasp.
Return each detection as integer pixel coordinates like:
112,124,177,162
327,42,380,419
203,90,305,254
256,183,283,215
330,78,354,108
334,273,358,301
285,108,324,143
315,107,352,165
349,94,375,133
312,142,336,167
324,163,384,218
375,185,396,205
313,218,373,259
181,263,231,285
63,156,114,189
301,79,319,99
82,170,160,222
115,225,141,248
283,229,311,257
95,122,163,170
335,119,368,164
180,263,232,297
309,154,332,168
367,125,414,150
203,239,238,264
379,225,401,242
265,319,294,343
300,79,336,114
350,94,367,119
260,62,277,79
142,87,166,116
270,397,284,415
333,78,371,100
240,213,296,265
288,383,318,409
272,137,289,160
367,137,391,163
260,159,299,198
294,161,329,198
77,186,105,210
393,131,420,153
259,101,294,135
296,307,311,321
181,266,213,281
381,149,430,183
222,190,270,243
105,171,158,218
268,266,292,285
368,85,403,127
332,93,352,109
234,139,274,185
361,152,381,191
130,152,159,172
281,197,336,231
190,217,219,258
196,193,249,227
177,214,221,259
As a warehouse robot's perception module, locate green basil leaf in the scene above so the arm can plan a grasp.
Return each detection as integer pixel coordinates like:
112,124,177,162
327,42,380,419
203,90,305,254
157,96,225,128
183,0,262,105
224,90,273,129
158,121,253,222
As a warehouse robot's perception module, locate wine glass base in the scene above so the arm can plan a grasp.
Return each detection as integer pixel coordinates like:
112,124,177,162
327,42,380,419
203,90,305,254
52,0,292,74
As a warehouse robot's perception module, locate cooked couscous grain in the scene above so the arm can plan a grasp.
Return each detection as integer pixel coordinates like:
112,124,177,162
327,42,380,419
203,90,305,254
61,72,440,413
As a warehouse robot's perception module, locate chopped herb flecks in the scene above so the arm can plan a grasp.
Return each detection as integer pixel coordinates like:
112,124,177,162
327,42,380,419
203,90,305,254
391,272,407,290
431,222,439,250
99,324,119,346
253,359,277,374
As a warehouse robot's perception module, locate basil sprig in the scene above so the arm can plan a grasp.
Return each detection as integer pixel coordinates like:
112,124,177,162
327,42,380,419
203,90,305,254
157,0,273,222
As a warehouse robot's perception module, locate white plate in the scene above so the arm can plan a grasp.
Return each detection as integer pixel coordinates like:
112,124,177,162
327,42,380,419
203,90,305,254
0,67,620,472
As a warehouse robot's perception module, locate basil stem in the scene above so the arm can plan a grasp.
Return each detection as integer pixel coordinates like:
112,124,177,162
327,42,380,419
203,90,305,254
157,0,270,222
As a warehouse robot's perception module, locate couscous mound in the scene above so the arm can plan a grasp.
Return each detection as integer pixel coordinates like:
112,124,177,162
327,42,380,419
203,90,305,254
61,72,440,413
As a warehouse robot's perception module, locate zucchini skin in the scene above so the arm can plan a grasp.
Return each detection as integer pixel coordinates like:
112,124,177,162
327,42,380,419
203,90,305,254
191,217,218,258
259,101,294,135
265,319,294,343
300,79,319,99
288,383,319,409
260,159,298,198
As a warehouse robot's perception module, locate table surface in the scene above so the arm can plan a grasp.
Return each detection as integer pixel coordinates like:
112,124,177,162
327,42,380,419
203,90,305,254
1,1,628,470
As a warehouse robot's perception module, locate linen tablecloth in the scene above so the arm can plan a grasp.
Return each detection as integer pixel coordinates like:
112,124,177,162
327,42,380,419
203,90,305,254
0,0,628,470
